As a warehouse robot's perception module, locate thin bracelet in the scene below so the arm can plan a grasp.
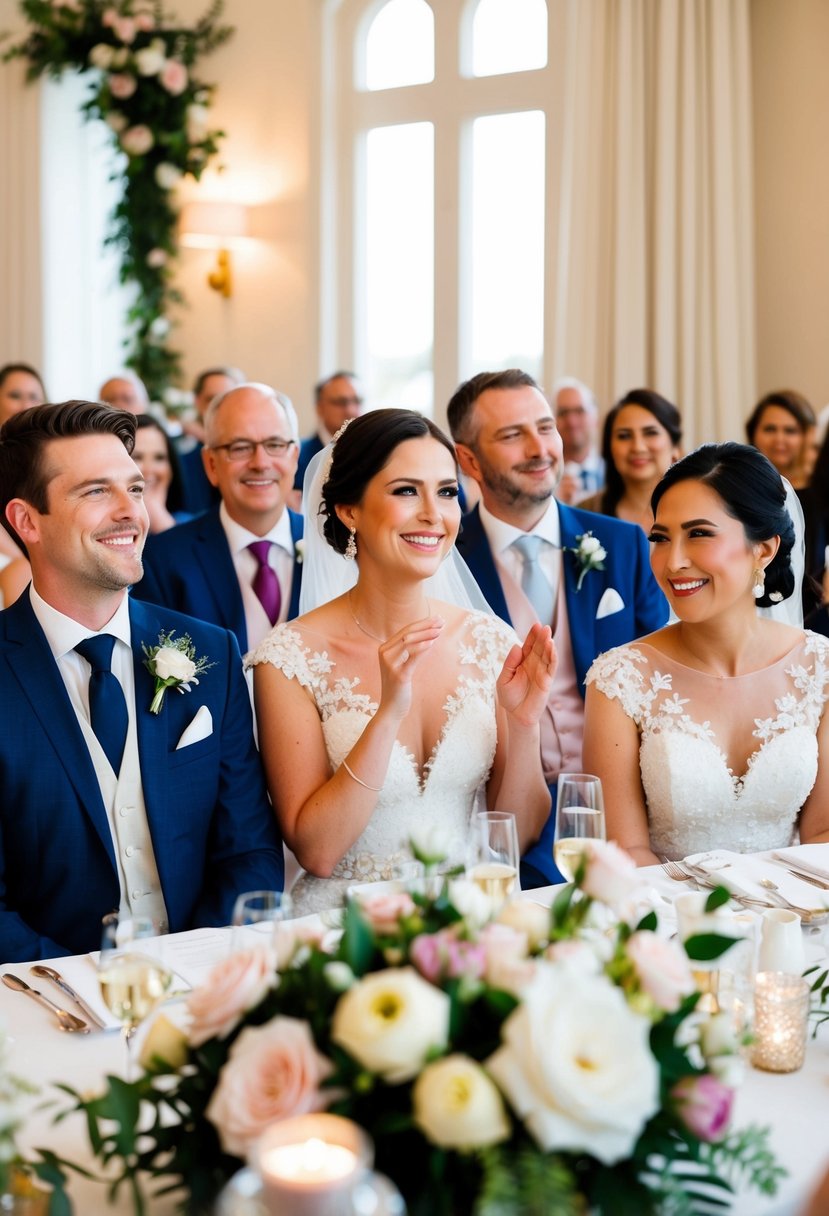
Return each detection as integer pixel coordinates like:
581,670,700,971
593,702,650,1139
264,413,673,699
341,758,383,792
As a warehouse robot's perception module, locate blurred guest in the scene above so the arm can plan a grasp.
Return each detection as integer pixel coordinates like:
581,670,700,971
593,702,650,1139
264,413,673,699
179,365,245,514
294,370,364,496
99,371,149,416
136,383,304,652
745,388,815,491
0,363,46,425
133,415,190,534
552,377,605,504
580,388,682,535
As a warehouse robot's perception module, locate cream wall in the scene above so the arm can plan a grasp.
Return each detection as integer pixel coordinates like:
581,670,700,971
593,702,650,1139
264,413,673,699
751,0,829,416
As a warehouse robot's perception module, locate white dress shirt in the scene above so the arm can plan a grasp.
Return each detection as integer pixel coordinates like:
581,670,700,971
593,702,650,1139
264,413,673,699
477,498,562,610
220,504,296,649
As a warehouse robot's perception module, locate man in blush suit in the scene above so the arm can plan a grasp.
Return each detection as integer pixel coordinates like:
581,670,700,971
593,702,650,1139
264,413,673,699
447,370,668,886
0,401,284,962
136,383,304,654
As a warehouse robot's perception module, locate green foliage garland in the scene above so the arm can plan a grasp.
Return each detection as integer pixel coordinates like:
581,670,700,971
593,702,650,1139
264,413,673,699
3,0,234,399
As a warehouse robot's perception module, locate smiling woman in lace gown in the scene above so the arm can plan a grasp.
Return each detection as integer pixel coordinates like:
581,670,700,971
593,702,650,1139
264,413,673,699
248,410,554,914
584,442,829,867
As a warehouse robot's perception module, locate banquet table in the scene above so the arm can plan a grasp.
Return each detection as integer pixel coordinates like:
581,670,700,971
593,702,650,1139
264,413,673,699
2,857,829,1216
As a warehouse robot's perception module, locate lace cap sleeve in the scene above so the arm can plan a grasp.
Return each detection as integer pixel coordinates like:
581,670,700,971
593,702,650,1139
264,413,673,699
586,645,651,723
459,611,519,683
245,624,320,692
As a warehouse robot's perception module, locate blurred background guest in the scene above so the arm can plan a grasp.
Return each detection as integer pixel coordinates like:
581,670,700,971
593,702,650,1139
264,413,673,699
552,376,605,504
745,388,815,492
0,363,46,425
178,364,245,514
98,371,149,416
580,388,682,534
293,369,364,498
133,415,190,534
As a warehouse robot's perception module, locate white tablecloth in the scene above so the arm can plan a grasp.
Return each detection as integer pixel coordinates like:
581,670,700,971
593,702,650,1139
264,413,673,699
2,863,828,1215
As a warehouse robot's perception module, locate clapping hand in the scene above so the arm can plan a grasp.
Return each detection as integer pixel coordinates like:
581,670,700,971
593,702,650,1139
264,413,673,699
496,623,556,726
378,614,445,718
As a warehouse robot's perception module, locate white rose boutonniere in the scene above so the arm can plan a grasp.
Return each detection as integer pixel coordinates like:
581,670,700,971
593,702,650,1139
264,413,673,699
567,531,607,591
142,630,214,714
294,539,305,564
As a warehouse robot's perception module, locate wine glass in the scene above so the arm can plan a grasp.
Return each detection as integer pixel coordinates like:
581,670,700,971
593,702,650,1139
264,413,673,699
467,812,520,908
231,890,293,952
553,774,606,882
98,912,171,1079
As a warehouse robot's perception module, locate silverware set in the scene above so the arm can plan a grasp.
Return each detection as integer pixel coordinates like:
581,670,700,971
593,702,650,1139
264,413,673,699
659,858,829,924
1,964,109,1032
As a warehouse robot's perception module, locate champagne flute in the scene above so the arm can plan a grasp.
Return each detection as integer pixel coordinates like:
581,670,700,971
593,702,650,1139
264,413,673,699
468,812,520,908
98,912,171,1079
231,890,293,952
553,773,606,882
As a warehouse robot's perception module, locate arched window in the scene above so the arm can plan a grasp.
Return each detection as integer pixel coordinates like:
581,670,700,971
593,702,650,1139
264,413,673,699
470,0,547,78
363,0,434,91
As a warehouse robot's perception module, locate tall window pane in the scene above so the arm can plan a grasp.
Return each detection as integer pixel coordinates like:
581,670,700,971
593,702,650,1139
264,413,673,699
470,111,544,378
364,0,434,92
471,0,547,78
365,122,434,412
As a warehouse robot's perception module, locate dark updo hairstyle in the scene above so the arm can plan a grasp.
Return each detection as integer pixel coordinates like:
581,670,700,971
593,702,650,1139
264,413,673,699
650,442,796,609
599,388,682,516
745,388,815,445
321,409,457,554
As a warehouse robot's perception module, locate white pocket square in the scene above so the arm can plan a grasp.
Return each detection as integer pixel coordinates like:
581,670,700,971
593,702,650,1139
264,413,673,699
596,588,625,619
176,705,213,750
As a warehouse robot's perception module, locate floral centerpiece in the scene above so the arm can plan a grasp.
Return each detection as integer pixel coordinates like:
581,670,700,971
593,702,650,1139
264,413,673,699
50,844,783,1215
2,0,233,398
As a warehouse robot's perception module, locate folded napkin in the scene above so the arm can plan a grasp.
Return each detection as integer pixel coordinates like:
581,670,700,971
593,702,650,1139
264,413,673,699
771,844,829,884
683,850,829,913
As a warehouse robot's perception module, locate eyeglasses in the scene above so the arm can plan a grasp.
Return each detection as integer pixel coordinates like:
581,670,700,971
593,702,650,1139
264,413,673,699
209,438,296,462
324,396,363,408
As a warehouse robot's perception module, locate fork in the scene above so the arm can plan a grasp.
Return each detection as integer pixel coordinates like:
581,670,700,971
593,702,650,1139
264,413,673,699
660,858,697,884
785,867,829,891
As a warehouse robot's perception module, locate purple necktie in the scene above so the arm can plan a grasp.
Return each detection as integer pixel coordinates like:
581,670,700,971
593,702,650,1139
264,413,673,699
248,540,281,626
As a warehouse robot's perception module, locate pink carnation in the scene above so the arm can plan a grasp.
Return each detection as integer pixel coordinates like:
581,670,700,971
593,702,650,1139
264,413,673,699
160,59,188,95
187,946,276,1047
109,73,137,100
671,1074,734,1142
206,1017,333,1157
626,930,695,1012
356,890,415,935
410,928,486,983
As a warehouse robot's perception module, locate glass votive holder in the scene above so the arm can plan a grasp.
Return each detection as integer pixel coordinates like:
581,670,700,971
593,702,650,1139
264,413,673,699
251,1113,373,1216
751,971,810,1073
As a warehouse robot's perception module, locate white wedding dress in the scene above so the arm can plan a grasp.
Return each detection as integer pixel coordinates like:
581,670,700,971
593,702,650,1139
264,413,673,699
249,611,516,914
587,633,829,859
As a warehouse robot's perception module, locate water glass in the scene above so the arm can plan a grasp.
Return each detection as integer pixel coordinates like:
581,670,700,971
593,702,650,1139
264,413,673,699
231,890,293,953
553,774,606,881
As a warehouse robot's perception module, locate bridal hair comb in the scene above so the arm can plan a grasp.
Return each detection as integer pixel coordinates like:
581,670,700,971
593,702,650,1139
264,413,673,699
321,416,356,488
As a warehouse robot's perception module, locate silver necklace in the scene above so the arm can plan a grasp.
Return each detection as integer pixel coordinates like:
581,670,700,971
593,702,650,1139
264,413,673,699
348,591,429,642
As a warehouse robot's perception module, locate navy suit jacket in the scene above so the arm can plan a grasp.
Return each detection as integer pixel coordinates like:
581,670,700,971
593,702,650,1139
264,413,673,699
136,507,304,653
0,593,283,962
294,433,325,493
178,442,220,515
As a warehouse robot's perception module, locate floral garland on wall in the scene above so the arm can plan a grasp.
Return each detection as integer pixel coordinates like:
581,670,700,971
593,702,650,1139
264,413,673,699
2,0,234,400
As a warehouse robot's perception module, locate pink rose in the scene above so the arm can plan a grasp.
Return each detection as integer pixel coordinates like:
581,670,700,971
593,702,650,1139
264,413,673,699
146,247,168,269
410,928,485,983
480,922,536,996
109,73,137,100
160,59,188,96
187,946,276,1047
626,930,695,1013
112,15,136,43
671,1074,734,1142
120,124,154,157
101,7,118,27
135,10,155,31
356,890,415,935
581,840,640,909
410,932,444,983
206,1017,333,1157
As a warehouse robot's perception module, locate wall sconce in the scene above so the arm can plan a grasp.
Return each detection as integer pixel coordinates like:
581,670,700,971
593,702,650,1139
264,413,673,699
179,201,250,298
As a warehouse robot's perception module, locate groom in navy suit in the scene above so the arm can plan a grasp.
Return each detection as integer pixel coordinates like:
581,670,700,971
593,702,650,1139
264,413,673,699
0,401,283,962
448,370,668,886
137,383,304,654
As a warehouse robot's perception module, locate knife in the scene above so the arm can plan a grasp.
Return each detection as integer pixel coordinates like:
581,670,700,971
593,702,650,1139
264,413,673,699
29,964,108,1031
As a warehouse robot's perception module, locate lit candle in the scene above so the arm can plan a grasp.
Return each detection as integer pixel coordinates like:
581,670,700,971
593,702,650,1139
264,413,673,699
751,971,810,1073
253,1115,372,1216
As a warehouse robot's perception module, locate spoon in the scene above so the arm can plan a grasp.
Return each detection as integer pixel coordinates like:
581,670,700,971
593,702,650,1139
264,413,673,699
2,973,90,1033
30,964,107,1030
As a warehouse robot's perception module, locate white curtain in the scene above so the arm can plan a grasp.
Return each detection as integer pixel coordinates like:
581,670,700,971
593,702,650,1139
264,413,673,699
549,0,754,445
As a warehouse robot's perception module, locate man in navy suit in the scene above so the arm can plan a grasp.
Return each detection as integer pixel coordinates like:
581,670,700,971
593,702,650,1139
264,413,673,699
447,370,668,886
137,383,304,654
0,401,283,962
293,371,363,498
177,365,244,515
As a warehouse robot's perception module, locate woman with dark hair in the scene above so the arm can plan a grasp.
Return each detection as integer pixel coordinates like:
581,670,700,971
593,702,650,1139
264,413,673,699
0,363,46,426
583,442,829,865
580,388,682,534
132,414,190,533
249,409,554,914
745,388,815,490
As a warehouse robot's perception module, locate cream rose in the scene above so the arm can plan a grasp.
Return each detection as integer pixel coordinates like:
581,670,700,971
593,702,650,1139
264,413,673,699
153,644,196,682
187,945,276,1047
120,124,154,157
186,103,209,142
135,42,166,76
626,930,695,1013
447,879,493,929
154,162,183,191
580,839,641,909
331,967,449,1084
89,43,115,70
413,1055,510,1150
205,1017,333,1157
496,899,551,949
487,964,659,1164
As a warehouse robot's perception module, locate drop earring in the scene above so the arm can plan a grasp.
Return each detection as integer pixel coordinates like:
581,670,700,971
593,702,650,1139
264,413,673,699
345,527,357,561
752,567,765,599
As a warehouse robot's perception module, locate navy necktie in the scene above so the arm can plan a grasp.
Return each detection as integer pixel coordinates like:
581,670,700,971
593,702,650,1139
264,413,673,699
75,634,129,774
249,540,282,626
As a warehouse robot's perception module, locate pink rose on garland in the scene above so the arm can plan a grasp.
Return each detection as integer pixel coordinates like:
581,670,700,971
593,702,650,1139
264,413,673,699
120,124,154,156
187,946,276,1047
160,58,188,95
109,73,137,99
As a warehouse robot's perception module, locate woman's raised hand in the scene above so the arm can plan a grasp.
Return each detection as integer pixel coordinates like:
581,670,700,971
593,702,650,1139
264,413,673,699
496,623,556,726
378,614,445,718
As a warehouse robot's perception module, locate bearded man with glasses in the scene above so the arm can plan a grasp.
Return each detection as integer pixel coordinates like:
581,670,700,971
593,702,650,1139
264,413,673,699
136,383,304,652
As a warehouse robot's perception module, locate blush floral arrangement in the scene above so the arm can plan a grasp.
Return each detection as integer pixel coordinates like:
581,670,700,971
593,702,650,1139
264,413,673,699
2,0,233,398
51,845,783,1216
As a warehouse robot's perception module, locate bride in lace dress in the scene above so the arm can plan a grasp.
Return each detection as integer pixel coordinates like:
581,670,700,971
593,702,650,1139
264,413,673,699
584,442,829,866
249,410,555,913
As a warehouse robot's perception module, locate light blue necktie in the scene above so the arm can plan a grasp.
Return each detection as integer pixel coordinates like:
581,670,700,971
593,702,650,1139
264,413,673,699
512,534,555,625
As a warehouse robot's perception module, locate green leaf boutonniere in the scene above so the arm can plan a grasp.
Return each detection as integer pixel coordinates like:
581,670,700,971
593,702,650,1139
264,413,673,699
567,531,607,591
142,630,215,714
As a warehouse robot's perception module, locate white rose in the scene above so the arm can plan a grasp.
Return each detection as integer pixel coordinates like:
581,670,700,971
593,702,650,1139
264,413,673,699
153,645,196,682
135,43,166,76
580,535,602,555
409,822,453,865
626,930,695,1013
447,878,493,929
139,1011,188,1071
154,162,182,190
413,1055,510,1150
487,964,659,1164
89,43,115,69
580,839,642,910
496,899,550,950
186,103,209,142
331,967,449,1084
700,1011,740,1060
